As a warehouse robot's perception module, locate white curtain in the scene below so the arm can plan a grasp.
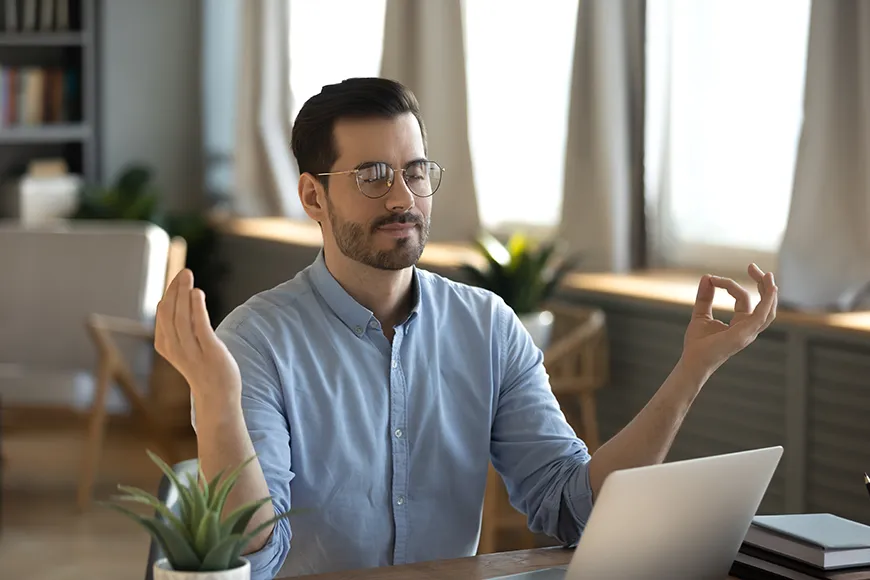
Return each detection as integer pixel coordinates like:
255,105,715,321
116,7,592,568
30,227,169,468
777,0,870,311
558,0,646,272
380,0,479,243
233,0,300,217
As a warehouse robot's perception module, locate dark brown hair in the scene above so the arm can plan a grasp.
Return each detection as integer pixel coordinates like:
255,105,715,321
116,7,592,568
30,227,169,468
290,77,428,184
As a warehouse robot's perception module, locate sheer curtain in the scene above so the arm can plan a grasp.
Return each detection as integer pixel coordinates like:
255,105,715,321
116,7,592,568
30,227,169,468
777,0,870,311
381,0,479,243
463,0,579,235
645,0,812,273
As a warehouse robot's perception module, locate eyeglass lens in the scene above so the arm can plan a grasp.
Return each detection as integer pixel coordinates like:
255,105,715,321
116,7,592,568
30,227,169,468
356,161,442,198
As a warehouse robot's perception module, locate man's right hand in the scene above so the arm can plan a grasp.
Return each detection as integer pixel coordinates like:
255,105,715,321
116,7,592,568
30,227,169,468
155,269,242,413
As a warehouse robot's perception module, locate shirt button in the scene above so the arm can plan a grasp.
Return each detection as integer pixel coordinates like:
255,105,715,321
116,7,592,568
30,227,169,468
354,325,363,335
369,320,379,329
394,428,403,438
391,359,398,369
396,496,405,506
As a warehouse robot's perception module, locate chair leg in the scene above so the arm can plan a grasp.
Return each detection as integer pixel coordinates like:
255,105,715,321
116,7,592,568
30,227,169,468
479,464,500,554
579,392,601,454
77,356,114,511
113,361,178,465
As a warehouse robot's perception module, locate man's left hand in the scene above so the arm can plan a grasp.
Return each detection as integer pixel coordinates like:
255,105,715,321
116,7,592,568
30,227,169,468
680,264,778,377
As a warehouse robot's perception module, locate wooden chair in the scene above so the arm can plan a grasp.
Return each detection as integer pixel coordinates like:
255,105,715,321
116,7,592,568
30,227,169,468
76,236,191,511
479,303,609,554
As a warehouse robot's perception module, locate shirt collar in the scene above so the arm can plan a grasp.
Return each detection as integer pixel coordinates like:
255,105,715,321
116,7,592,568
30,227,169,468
308,250,422,338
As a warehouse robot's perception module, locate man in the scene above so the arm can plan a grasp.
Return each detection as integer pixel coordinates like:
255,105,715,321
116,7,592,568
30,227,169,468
155,77,777,579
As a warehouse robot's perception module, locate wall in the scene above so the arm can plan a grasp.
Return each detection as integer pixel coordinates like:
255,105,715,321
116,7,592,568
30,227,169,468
100,0,203,210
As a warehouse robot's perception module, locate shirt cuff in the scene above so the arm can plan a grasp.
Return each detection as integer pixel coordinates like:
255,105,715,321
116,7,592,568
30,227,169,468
561,460,594,545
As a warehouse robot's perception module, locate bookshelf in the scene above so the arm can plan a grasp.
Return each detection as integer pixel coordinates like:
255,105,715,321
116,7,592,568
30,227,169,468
0,0,99,189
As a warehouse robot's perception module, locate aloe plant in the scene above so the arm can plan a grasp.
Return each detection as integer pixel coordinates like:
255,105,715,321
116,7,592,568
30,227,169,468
103,450,293,572
460,231,579,315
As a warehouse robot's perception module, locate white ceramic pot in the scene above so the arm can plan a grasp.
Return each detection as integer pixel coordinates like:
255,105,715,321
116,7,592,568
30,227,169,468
518,310,555,351
153,558,250,580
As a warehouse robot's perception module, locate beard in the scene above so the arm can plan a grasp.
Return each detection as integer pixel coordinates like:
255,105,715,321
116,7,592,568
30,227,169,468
326,196,429,270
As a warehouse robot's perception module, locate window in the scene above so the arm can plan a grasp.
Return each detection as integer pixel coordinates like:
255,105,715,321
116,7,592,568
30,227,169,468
288,0,387,124
463,0,579,234
645,0,812,271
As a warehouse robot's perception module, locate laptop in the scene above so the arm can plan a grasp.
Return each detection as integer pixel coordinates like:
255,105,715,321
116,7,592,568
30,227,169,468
492,446,783,580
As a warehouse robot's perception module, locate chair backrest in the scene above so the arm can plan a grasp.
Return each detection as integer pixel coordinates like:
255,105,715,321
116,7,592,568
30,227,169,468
144,458,199,580
0,220,171,373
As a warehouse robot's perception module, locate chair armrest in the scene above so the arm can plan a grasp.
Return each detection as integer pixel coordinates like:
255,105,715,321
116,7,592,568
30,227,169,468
543,309,606,366
87,313,154,341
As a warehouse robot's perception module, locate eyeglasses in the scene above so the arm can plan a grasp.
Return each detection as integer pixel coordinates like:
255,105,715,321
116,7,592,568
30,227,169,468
317,159,445,199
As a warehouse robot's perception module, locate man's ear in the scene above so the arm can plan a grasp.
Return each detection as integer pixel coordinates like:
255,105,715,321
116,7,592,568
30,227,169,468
299,173,326,222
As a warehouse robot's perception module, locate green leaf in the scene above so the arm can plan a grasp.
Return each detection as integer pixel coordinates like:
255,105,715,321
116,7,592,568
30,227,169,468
220,497,272,537
209,455,259,514
474,234,510,268
198,464,211,504
188,472,208,535
540,253,581,304
457,264,492,291
115,165,152,196
194,510,221,559
103,502,201,571
146,450,195,523
199,534,245,572
237,508,295,549
115,487,191,543
206,467,228,505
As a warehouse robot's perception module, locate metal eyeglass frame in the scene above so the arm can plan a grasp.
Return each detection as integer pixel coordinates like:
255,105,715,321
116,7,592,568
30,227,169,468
317,159,446,199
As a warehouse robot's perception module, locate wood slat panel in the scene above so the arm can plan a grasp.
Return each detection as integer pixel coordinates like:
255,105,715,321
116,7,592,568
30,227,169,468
806,341,870,524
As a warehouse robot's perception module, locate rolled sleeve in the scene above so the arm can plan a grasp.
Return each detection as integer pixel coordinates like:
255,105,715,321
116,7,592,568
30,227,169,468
213,312,295,580
489,298,594,546
243,507,291,580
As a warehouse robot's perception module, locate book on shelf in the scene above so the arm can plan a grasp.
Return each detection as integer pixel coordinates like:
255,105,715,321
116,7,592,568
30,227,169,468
3,0,69,32
0,65,79,127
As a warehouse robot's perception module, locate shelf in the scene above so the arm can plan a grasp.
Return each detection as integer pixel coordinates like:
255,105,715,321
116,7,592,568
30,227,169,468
0,124,92,144
0,32,86,47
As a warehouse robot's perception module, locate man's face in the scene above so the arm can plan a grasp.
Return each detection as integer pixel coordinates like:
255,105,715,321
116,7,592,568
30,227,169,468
322,113,432,271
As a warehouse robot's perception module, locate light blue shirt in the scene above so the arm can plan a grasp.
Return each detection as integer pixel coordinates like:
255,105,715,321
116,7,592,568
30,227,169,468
212,251,594,579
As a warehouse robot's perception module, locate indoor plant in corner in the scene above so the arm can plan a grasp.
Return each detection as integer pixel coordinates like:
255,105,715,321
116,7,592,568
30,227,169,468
104,450,292,580
460,231,579,350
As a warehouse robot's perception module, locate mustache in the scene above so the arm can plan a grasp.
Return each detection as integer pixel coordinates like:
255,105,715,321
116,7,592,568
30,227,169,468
371,212,424,230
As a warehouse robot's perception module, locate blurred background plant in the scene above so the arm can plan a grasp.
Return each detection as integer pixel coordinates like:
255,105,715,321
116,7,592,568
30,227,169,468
70,164,229,324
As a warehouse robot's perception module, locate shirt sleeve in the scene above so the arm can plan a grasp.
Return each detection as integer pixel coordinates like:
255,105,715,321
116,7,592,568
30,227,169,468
199,313,294,580
489,297,594,546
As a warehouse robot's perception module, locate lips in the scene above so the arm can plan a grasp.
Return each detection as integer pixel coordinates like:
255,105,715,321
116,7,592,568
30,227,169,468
378,223,417,231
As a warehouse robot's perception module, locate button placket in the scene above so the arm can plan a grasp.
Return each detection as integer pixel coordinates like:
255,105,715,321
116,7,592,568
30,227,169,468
389,327,409,564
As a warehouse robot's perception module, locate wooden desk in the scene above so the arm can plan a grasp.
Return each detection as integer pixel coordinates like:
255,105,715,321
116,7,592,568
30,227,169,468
290,548,742,579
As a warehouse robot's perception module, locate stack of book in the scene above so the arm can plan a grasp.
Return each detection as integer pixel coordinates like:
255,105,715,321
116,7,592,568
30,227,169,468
731,514,870,579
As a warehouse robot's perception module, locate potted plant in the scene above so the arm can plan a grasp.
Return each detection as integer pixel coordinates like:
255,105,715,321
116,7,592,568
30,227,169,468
103,450,292,580
459,231,579,350
69,164,229,323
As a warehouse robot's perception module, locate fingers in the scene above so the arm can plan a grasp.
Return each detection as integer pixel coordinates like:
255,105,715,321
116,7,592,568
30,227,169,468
191,288,217,352
709,276,752,314
746,271,777,332
748,263,764,284
155,269,183,352
692,275,716,319
173,269,201,355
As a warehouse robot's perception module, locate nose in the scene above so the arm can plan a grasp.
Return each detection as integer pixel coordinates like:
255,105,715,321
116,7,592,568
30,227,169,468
384,172,415,213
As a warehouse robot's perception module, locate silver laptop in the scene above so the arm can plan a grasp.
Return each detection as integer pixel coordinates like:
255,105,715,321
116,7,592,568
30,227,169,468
493,446,783,580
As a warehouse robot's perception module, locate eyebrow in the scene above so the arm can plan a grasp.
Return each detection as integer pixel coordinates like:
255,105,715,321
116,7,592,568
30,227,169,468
357,158,429,169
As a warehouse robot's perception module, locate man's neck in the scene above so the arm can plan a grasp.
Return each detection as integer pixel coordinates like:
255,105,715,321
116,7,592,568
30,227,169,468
322,248,414,332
